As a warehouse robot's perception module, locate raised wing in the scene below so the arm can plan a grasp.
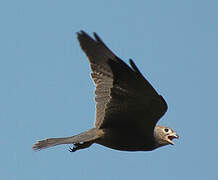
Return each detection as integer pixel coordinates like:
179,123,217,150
77,31,167,136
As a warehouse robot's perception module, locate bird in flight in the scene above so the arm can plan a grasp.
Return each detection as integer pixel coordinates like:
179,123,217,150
32,31,178,152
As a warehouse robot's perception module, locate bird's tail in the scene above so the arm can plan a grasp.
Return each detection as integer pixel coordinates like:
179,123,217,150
32,128,103,152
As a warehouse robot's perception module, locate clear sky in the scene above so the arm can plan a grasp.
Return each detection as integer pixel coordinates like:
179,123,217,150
1,0,218,179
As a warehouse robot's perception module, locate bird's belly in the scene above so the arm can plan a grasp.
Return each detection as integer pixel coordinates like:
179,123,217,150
96,129,155,151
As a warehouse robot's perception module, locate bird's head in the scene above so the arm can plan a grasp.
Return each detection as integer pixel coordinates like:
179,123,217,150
153,126,179,148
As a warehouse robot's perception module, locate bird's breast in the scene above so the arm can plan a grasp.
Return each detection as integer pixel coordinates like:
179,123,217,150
96,128,156,151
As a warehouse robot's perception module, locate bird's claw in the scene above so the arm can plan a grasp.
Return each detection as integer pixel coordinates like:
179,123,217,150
68,145,77,152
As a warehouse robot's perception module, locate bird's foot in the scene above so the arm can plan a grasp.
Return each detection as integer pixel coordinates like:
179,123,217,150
68,142,91,152
68,145,78,152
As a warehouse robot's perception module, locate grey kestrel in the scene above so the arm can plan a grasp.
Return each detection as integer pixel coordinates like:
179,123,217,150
32,31,178,152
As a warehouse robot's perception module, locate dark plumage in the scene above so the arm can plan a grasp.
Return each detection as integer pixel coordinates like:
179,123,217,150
33,31,178,152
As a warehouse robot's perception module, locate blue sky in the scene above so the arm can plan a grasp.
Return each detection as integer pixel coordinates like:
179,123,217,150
1,0,218,179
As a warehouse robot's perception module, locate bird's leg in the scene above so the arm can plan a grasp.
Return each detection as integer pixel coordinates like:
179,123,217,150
69,142,93,152
69,145,78,152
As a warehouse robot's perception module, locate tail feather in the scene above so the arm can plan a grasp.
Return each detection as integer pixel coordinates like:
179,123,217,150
32,128,103,151
32,137,73,151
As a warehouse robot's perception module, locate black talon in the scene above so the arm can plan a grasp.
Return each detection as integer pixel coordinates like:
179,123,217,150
68,145,77,152
69,147,75,152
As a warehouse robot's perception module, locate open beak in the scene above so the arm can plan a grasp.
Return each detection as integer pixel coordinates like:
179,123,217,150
167,132,179,145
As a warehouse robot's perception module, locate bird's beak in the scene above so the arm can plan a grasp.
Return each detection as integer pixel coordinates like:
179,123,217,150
167,132,179,145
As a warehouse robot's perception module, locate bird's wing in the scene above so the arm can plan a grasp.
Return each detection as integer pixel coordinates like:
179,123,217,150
77,31,167,136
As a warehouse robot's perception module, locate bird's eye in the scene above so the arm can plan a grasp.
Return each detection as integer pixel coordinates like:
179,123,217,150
164,128,169,133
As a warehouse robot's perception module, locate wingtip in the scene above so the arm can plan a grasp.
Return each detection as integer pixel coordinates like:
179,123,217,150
76,31,101,43
93,32,98,38
93,32,102,42
76,30,86,38
129,59,139,72
129,59,134,65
